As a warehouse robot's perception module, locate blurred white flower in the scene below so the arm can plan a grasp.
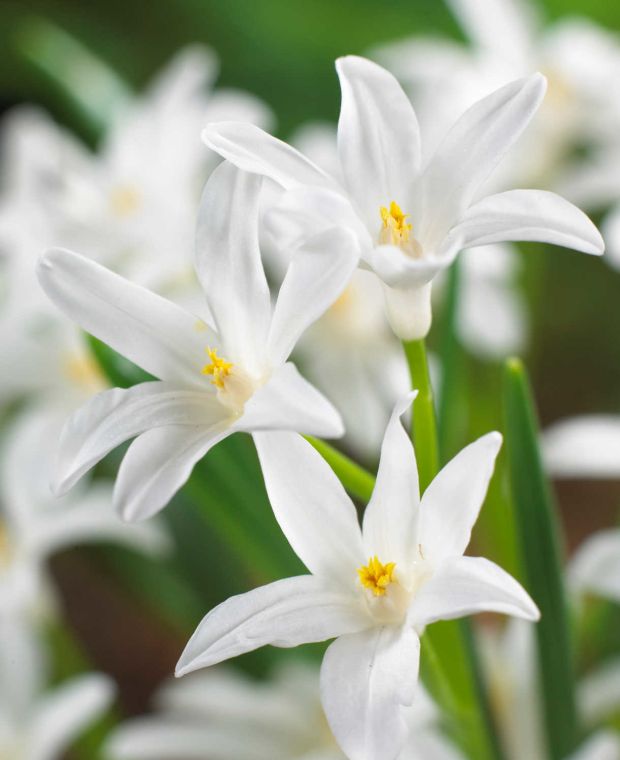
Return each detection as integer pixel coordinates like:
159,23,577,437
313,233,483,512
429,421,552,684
204,57,602,340
0,620,114,760
177,394,538,760
106,663,464,760
37,163,353,522
0,404,169,623
568,529,620,604
542,415,620,478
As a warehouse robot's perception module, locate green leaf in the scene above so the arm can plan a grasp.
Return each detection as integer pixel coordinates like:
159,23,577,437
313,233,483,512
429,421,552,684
305,436,375,503
503,357,579,760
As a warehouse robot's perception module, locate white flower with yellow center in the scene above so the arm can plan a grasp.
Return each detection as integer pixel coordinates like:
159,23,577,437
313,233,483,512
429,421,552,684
37,162,354,522
176,393,539,760
203,56,603,341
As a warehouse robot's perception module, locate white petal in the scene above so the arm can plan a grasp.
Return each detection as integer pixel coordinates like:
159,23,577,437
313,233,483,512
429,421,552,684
578,658,620,726
419,75,546,246
238,363,344,439
418,432,502,562
382,281,434,341
542,415,620,478
566,732,620,760
449,190,604,254
410,556,539,629
105,721,214,760
568,529,620,602
268,226,360,365
365,241,458,290
53,382,228,495
37,248,207,386
202,122,336,190
195,163,272,371
176,575,368,676
30,673,114,760
602,205,620,271
336,56,421,226
115,423,232,521
362,393,420,573
320,625,420,760
254,431,364,579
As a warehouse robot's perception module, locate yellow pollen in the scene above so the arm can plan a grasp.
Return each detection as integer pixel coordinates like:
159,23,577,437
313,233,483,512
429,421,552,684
357,555,396,597
380,201,412,245
202,347,233,389
110,185,141,217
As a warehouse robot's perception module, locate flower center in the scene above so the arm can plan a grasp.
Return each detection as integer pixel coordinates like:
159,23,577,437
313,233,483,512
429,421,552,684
110,185,141,217
357,555,396,597
380,201,412,246
202,347,233,389
63,352,106,393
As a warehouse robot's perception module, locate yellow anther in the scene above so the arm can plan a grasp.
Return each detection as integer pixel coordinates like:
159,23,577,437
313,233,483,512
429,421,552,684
357,555,396,597
380,201,412,246
202,347,233,389
110,185,141,217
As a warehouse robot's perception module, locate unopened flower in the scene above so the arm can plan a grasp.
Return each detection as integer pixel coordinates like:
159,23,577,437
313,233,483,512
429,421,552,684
176,394,538,760
37,163,354,521
204,56,603,340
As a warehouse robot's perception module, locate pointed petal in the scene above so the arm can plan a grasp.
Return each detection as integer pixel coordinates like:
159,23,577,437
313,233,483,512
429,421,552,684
568,529,620,603
37,248,207,386
254,431,364,579
410,556,539,629
53,382,228,495
336,56,421,226
366,234,461,289
542,415,620,478
238,363,344,439
30,674,114,760
420,75,546,245
418,432,502,562
115,423,231,521
320,625,420,760
202,122,336,190
268,226,360,365
362,393,419,572
176,575,368,676
195,163,272,371
449,190,604,254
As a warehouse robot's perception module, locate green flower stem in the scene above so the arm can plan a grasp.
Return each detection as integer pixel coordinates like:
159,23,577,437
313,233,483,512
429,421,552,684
402,338,439,493
503,358,578,760
305,436,375,503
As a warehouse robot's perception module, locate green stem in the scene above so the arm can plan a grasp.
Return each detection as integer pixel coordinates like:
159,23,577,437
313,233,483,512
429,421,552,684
305,436,375,503
402,339,439,492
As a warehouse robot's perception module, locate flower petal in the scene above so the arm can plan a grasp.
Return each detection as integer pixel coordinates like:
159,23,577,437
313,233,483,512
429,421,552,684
268,226,360,365
176,575,368,676
320,625,420,760
237,363,344,439
254,431,364,579
202,122,336,190
115,423,232,521
568,529,620,603
578,658,620,726
53,382,228,495
105,720,214,760
449,189,604,254
336,56,421,227
565,731,620,760
362,393,420,573
30,674,114,760
418,432,502,562
410,555,539,629
37,248,207,386
419,74,546,246
195,162,272,371
542,415,620,478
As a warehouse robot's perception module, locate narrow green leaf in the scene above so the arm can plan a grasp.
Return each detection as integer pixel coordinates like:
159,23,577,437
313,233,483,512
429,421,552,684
503,357,578,759
305,436,375,503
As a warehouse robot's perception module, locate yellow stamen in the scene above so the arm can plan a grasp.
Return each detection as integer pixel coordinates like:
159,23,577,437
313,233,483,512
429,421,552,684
110,185,141,217
357,555,396,596
380,201,412,246
202,347,233,389
63,353,105,392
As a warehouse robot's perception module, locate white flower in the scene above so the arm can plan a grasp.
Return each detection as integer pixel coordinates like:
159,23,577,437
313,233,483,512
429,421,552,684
37,163,354,521
0,620,114,760
0,404,168,622
568,529,620,604
176,393,538,760
542,415,620,478
203,56,603,340
105,663,464,760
